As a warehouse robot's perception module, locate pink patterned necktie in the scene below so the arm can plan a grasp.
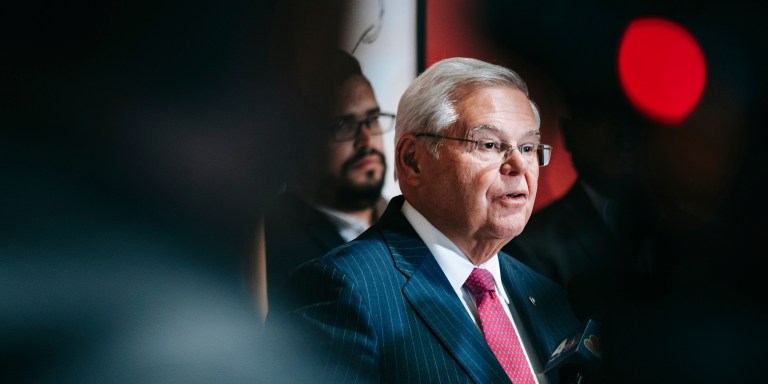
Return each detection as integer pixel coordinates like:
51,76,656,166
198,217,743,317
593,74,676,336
464,267,536,383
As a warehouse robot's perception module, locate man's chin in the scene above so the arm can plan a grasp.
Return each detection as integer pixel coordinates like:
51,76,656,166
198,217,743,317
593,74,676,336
336,179,385,211
346,166,384,184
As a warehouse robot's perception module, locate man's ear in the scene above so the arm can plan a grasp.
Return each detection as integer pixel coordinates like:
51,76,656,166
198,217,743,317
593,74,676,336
395,134,422,187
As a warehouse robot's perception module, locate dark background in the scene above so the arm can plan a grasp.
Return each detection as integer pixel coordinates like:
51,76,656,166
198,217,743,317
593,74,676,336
2,0,344,382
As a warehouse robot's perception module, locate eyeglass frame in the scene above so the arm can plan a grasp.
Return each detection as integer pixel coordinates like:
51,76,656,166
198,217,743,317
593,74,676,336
330,112,396,142
414,132,552,167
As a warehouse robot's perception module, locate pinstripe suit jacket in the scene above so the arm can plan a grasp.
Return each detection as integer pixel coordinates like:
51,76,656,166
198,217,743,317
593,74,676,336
279,196,581,383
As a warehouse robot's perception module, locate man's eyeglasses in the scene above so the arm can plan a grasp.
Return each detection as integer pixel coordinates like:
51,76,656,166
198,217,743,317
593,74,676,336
330,113,396,142
415,133,552,167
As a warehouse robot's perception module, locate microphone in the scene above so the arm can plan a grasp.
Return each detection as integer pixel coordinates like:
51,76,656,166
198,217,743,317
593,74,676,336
541,319,602,384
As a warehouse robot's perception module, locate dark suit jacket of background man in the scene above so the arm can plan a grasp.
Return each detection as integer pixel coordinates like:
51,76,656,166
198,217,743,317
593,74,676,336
276,196,582,383
262,191,346,307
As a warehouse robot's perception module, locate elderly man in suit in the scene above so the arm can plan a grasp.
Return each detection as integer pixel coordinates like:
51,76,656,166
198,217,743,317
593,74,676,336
276,57,583,384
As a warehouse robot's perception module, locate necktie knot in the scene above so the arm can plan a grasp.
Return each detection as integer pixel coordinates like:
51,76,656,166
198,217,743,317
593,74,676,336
464,267,496,297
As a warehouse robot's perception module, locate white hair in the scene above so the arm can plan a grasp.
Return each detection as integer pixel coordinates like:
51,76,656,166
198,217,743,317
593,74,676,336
395,57,541,156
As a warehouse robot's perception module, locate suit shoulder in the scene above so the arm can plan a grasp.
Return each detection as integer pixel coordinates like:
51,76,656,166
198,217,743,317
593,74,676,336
321,231,390,265
286,233,395,306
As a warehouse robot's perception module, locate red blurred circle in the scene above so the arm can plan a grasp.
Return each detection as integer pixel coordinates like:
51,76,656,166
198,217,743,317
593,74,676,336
618,17,706,125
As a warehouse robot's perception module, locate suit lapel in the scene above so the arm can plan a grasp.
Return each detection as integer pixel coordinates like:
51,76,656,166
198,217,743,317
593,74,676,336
498,253,581,374
404,256,511,384
498,256,545,372
378,197,510,384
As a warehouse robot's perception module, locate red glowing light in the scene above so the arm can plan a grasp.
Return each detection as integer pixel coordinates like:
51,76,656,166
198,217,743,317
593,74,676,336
618,17,706,125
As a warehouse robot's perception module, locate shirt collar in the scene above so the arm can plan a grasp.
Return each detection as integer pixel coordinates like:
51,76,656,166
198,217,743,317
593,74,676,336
315,197,389,242
401,200,511,304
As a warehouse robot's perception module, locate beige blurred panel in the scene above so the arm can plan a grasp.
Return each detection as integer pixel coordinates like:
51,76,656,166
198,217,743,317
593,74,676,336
253,216,268,323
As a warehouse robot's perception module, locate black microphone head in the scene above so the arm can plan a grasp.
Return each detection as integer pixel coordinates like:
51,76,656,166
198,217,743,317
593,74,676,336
543,319,604,383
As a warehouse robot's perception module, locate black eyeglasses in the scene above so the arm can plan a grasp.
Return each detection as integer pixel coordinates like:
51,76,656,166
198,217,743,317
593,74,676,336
415,133,552,167
330,112,396,142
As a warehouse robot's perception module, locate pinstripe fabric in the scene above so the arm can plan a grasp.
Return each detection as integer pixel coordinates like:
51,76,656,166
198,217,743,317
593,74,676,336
279,196,581,383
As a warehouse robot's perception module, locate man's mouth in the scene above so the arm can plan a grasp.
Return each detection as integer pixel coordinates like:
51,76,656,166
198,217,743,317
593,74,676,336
497,192,526,201
343,148,386,173
350,154,381,169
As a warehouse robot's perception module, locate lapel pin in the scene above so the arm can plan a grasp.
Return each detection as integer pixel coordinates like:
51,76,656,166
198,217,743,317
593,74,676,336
529,296,537,306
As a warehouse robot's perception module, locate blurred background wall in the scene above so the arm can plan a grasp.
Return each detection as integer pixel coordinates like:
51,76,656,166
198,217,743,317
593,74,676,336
338,0,417,201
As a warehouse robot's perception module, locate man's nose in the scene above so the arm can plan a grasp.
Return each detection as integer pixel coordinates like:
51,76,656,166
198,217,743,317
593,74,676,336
354,121,374,147
499,148,529,175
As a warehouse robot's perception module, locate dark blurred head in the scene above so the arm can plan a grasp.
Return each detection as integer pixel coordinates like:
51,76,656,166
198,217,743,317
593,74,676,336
560,94,642,200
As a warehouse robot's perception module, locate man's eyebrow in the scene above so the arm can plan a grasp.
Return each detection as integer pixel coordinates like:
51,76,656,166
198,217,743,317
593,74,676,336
469,124,501,135
469,125,541,139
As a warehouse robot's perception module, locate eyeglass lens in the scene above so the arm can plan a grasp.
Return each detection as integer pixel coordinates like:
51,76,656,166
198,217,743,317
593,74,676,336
473,140,551,167
333,114,395,141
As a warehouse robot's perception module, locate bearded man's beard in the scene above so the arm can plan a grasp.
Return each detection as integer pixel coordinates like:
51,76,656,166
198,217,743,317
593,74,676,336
335,148,386,211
